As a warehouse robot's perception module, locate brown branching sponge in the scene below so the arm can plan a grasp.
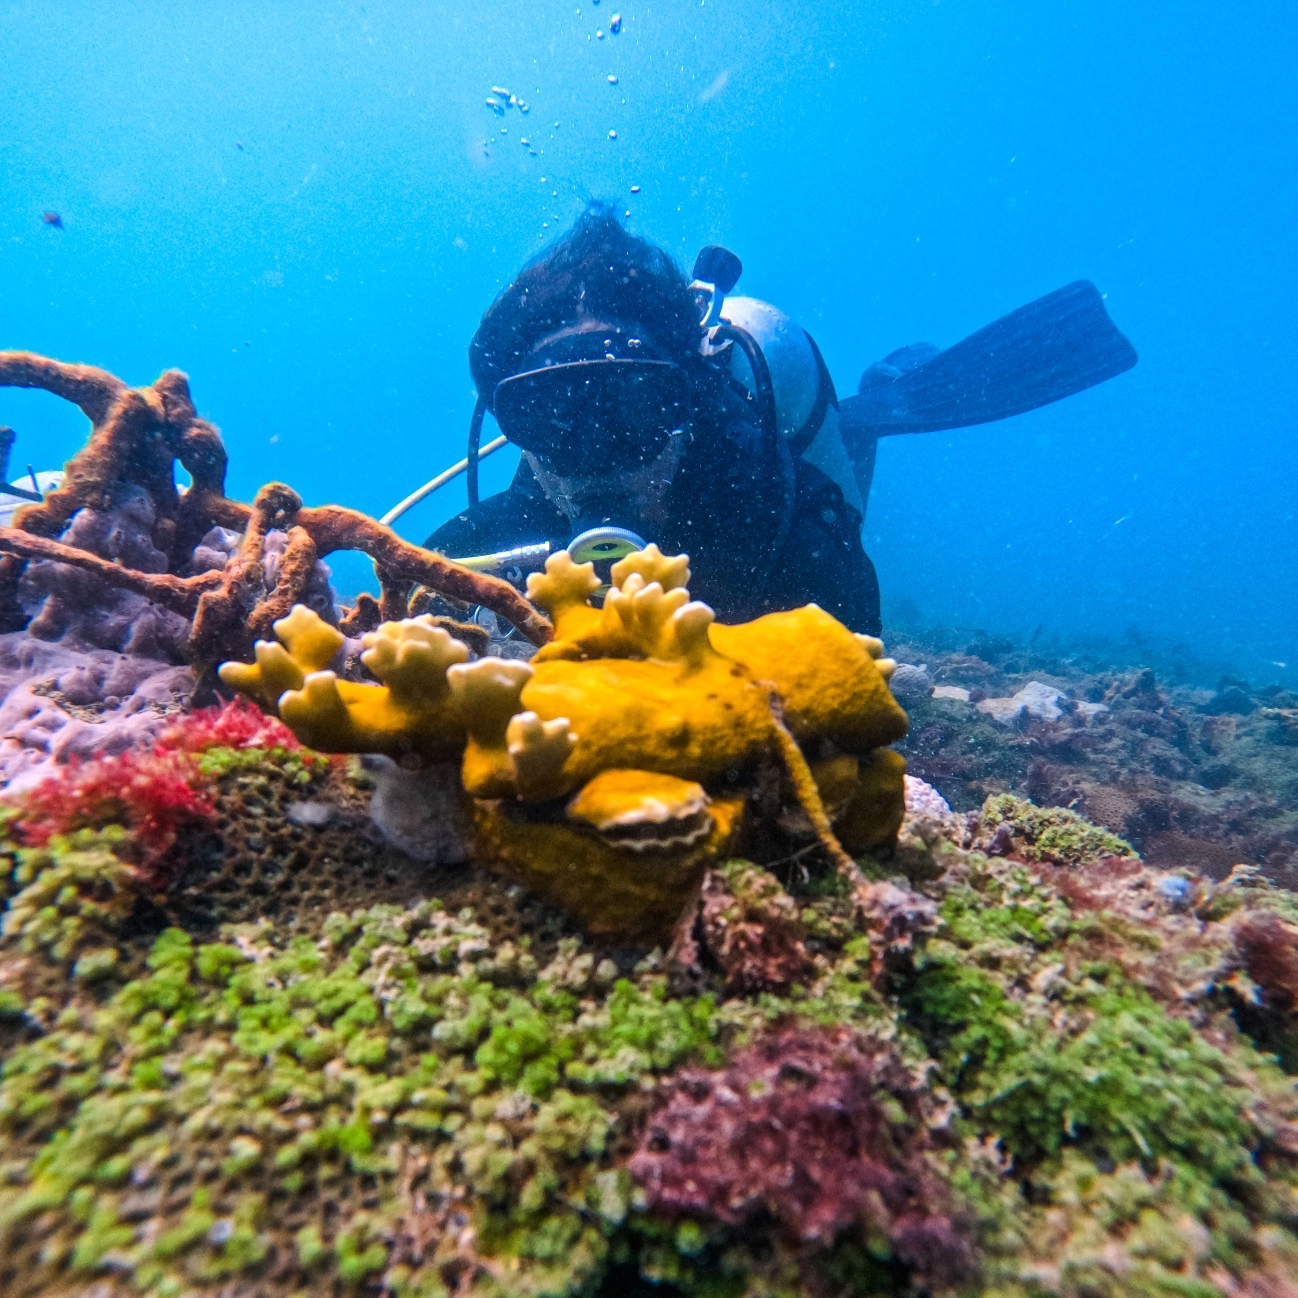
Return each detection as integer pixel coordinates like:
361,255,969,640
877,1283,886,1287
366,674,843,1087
0,351,552,661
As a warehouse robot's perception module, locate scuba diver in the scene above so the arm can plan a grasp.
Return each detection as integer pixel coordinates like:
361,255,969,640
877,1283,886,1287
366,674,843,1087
406,205,1136,635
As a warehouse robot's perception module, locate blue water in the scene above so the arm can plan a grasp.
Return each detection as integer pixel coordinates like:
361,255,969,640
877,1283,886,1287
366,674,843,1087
1,2,1294,683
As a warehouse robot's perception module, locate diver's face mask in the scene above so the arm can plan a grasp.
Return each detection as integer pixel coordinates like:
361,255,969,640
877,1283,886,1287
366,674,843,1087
524,432,686,529
491,325,690,479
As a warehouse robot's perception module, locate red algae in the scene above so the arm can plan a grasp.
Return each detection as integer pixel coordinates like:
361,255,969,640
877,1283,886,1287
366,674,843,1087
10,747,214,878
159,695,303,754
629,1024,976,1288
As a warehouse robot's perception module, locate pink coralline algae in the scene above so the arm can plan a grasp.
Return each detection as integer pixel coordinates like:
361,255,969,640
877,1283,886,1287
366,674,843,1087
856,879,940,981
3,700,308,889
629,1025,976,1289
1233,909,1298,1017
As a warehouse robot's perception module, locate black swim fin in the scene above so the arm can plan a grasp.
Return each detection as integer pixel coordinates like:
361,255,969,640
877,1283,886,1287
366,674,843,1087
838,280,1137,440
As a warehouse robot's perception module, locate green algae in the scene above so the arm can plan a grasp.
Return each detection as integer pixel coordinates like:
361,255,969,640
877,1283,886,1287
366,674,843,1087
903,849,1298,1296
194,744,329,785
2,827,137,965
0,896,735,1297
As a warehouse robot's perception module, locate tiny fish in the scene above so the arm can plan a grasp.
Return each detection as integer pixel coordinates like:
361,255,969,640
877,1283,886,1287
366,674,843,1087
608,73,618,84
486,97,505,115
610,12,622,33
41,211,64,230
630,184,641,193
492,86,512,100
235,140,245,151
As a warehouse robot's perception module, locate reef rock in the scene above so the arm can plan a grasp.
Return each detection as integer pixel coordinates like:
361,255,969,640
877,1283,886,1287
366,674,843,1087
888,660,935,699
0,741,1296,1298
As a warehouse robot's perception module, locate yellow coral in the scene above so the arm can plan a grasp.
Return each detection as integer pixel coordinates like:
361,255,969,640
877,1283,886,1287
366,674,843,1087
217,605,344,712
219,544,910,940
505,710,578,800
710,606,907,752
530,544,711,664
474,785,744,941
525,551,602,651
448,657,538,797
566,769,712,850
221,612,470,761
610,544,690,593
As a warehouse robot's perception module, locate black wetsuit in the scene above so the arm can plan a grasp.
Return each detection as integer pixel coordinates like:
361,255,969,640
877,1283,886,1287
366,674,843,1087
426,373,882,634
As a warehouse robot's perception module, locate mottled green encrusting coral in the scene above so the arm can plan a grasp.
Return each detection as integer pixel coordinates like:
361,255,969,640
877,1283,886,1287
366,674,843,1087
0,744,1297,1297
978,792,1137,865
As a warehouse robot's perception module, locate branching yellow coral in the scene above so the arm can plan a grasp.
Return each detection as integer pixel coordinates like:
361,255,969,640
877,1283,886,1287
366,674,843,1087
219,543,910,939
220,612,471,761
505,711,579,800
530,544,711,663
218,605,345,712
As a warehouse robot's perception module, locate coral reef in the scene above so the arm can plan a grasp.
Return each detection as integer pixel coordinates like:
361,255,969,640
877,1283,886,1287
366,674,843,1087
889,629,1298,885
0,350,551,668
4,351,1298,1297
219,546,909,939
0,733,1295,1297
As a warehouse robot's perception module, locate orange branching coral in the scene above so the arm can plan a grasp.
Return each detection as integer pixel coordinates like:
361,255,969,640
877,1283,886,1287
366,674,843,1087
220,546,909,941
0,350,551,660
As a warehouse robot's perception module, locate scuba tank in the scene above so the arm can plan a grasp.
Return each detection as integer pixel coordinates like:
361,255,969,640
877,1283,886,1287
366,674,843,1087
688,247,866,519
715,296,866,518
